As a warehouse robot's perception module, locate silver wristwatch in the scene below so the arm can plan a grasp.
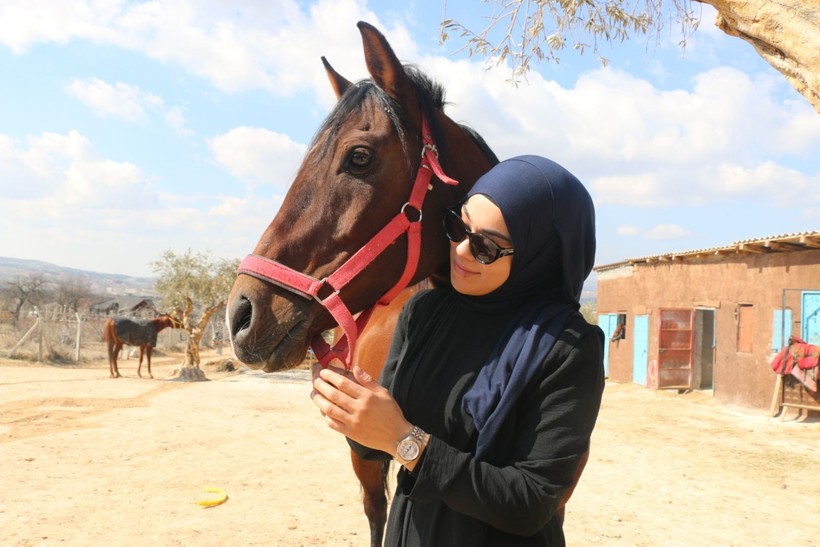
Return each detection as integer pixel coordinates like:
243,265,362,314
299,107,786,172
396,425,426,465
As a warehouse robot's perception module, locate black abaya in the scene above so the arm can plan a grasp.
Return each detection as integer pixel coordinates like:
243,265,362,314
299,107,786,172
351,288,605,546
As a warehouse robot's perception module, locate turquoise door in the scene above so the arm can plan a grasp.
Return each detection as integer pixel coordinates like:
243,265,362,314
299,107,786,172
632,315,650,385
598,313,617,377
802,291,820,344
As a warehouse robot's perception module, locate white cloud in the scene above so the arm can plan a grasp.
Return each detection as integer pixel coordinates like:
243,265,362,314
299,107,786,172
588,172,672,207
65,77,195,136
1,131,92,198
165,106,194,136
617,225,640,236
0,130,157,208
645,224,693,240
1,0,409,100
59,159,155,208
0,145,281,275
420,57,820,217
208,127,306,188
66,77,164,121
714,161,812,198
0,0,119,53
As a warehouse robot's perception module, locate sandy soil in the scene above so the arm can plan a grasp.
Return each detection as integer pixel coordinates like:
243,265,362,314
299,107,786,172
1,351,818,547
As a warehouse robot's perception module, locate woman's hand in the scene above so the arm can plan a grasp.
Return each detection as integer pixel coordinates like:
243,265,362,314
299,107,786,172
310,364,411,455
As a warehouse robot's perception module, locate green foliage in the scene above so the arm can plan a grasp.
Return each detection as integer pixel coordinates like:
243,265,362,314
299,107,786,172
151,249,238,321
441,0,699,81
580,299,598,324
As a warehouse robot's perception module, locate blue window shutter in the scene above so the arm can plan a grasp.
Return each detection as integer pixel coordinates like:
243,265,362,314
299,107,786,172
771,309,792,351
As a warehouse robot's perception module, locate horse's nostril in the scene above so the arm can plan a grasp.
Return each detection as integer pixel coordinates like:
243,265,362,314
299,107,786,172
229,295,254,339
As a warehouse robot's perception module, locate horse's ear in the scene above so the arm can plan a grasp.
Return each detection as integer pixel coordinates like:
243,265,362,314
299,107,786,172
357,21,418,108
322,56,352,99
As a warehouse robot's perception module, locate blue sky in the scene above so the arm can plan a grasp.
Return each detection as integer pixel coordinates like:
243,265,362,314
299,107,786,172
1,0,818,278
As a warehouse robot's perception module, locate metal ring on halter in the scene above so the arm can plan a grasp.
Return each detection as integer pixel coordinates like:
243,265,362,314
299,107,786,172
400,202,423,223
313,278,340,304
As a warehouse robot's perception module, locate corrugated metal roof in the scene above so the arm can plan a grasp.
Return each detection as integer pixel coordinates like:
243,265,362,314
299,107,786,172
594,230,820,272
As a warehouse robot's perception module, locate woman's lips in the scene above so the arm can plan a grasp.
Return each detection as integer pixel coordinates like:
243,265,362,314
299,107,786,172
452,259,476,277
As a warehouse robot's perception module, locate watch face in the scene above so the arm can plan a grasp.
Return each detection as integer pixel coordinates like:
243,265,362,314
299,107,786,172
397,438,420,461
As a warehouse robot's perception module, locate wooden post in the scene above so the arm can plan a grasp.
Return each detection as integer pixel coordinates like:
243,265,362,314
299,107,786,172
74,312,82,361
768,374,784,417
37,317,43,363
7,318,40,356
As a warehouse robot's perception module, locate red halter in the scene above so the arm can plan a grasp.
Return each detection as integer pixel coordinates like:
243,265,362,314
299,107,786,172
237,115,458,369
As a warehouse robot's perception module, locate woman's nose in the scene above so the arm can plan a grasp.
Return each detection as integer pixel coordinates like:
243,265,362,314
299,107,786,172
455,238,474,261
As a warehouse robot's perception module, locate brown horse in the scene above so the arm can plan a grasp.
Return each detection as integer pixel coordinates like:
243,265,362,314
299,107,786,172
103,314,182,379
226,22,585,546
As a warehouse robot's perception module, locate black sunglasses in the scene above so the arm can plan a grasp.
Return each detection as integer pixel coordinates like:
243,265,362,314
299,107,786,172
443,206,515,265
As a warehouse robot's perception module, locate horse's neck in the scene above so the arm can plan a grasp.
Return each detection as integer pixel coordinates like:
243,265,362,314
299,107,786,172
153,318,172,331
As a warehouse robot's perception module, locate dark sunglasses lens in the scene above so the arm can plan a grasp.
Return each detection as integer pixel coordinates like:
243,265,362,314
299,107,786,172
444,208,502,264
444,209,466,242
469,234,498,264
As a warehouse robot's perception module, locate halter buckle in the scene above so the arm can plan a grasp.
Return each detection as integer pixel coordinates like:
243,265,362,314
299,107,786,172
400,202,423,223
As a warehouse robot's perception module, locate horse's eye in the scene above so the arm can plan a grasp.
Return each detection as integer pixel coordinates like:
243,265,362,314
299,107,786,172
347,148,373,172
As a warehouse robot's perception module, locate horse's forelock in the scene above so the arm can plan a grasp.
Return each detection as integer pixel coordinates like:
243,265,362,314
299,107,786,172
307,82,407,172
307,66,449,171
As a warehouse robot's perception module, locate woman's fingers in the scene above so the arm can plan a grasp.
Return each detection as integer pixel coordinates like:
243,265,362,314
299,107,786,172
311,365,407,452
319,367,362,392
313,375,354,414
311,382,351,429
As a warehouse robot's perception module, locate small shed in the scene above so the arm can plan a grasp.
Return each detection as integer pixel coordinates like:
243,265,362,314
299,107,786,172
595,231,820,411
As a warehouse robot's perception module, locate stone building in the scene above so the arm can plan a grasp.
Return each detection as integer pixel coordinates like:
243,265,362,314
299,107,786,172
595,231,820,411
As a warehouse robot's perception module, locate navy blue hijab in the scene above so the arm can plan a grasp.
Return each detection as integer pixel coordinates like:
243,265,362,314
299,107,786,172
460,155,596,458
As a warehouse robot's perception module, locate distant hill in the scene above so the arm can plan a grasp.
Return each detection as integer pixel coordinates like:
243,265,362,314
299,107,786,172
0,257,157,297
0,255,597,303
581,271,598,303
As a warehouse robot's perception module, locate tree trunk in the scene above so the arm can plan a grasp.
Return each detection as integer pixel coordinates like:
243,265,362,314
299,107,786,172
184,333,202,366
172,301,225,382
699,0,820,113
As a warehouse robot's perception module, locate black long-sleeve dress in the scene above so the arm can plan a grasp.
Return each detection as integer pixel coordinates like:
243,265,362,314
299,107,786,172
351,287,605,546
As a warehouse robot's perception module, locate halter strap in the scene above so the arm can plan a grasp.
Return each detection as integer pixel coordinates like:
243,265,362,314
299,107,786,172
237,115,458,369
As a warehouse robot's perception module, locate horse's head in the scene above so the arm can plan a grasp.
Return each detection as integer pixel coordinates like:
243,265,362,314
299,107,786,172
156,313,184,330
226,22,496,372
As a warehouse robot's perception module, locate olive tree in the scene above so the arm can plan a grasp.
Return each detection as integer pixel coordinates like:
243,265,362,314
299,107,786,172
441,0,820,113
151,249,238,372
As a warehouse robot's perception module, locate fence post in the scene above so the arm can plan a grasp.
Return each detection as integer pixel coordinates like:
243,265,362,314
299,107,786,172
7,317,40,356
36,309,43,362
75,312,82,361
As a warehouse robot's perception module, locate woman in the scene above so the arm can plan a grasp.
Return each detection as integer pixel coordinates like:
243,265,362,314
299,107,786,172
311,155,605,546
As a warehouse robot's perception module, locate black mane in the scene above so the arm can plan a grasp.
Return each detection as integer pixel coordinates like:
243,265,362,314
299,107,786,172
309,64,497,171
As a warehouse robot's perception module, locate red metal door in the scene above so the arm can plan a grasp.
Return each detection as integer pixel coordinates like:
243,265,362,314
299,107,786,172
657,309,694,389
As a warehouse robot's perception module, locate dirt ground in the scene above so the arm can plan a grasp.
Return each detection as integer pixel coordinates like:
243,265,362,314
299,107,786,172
1,351,818,547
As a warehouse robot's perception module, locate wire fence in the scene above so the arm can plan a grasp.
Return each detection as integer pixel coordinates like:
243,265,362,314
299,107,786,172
0,311,209,364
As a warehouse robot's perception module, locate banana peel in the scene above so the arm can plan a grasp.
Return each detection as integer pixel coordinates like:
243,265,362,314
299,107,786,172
197,486,228,508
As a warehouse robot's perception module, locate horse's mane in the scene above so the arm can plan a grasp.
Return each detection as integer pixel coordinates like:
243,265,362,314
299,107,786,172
309,65,498,171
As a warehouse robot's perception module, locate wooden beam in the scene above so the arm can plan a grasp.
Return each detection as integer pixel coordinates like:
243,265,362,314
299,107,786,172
765,241,804,252
799,235,820,248
738,243,770,253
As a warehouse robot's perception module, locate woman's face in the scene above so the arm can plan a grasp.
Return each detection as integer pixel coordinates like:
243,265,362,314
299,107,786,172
449,194,513,296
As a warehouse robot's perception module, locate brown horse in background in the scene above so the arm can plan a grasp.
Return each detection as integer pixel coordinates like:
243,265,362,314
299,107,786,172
104,314,182,379
226,22,587,546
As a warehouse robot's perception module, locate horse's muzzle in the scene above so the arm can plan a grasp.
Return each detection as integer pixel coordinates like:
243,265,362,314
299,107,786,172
226,280,315,372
